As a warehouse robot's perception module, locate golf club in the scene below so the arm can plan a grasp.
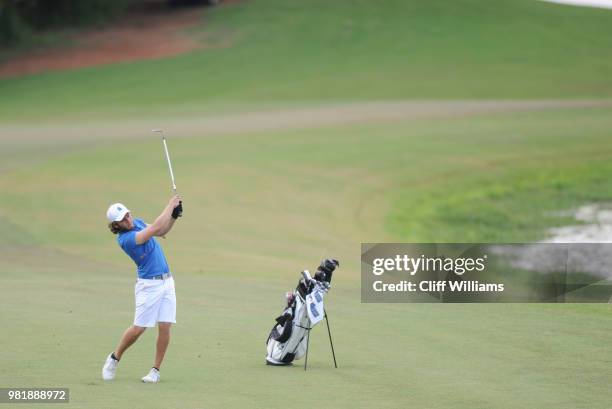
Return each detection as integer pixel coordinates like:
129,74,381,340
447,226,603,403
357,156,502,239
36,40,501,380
152,129,177,194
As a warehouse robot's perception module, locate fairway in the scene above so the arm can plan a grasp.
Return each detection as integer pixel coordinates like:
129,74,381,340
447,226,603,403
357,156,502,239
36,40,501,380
1,1,612,408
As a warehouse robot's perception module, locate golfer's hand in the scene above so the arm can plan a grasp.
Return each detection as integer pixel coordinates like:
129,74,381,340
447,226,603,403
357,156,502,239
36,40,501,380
170,195,183,219
168,194,181,209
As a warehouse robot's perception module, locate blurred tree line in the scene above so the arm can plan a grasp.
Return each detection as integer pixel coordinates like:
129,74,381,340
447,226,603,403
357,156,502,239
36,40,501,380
0,0,217,47
0,0,134,45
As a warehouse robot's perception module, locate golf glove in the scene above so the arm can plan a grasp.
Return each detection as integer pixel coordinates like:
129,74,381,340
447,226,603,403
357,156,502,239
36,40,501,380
172,201,183,219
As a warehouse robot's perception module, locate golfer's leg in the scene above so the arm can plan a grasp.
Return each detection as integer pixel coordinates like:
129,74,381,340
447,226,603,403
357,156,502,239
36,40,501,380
130,279,164,361
154,323,171,369
115,325,146,359
154,277,176,369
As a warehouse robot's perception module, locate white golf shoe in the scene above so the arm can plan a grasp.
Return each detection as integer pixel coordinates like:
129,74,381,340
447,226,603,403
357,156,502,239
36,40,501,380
142,368,160,383
101,353,119,380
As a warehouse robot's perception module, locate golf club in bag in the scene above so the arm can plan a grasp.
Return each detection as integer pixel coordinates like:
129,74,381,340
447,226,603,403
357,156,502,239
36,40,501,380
265,259,339,370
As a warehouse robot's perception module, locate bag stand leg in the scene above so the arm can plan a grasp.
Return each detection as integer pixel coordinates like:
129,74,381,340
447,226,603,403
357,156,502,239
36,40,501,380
304,324,311,371
325,309,338,368
304,309,337,371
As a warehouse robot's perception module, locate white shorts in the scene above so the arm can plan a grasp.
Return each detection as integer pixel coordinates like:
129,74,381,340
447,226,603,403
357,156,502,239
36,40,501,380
134,276,176,328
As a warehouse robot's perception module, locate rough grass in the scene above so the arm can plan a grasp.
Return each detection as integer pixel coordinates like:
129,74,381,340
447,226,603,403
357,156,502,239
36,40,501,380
388,108,612,241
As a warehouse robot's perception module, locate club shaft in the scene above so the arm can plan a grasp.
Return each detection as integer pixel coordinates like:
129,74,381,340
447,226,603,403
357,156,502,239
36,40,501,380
161,136,177,193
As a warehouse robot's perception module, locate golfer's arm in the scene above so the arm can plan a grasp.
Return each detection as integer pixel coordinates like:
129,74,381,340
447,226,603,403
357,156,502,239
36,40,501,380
135,205,174,245
156,217,176,237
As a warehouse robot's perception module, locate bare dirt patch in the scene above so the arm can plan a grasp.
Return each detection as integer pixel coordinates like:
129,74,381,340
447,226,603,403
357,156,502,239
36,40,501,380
0,6,208,79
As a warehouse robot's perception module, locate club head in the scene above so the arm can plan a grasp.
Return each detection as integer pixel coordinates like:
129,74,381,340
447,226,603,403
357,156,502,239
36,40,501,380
152,129,165,140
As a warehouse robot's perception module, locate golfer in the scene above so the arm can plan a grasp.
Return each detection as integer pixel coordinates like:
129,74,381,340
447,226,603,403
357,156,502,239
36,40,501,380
101,195,182,383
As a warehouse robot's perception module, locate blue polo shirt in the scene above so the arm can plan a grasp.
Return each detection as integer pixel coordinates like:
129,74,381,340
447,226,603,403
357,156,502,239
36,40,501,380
117,218,170,279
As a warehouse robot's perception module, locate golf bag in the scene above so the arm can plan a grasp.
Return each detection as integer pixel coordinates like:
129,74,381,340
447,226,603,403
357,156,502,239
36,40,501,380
265,259,339,366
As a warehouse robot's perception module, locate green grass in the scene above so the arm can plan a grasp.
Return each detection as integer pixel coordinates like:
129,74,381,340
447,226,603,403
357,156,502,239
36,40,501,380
2,0,612,408
2,106,612,271
389,108,612,241
3,267,612,409
2,0,612,121
2,106,612,408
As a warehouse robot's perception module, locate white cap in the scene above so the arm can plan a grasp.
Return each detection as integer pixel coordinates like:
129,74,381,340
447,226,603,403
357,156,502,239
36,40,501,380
106,203,130,222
